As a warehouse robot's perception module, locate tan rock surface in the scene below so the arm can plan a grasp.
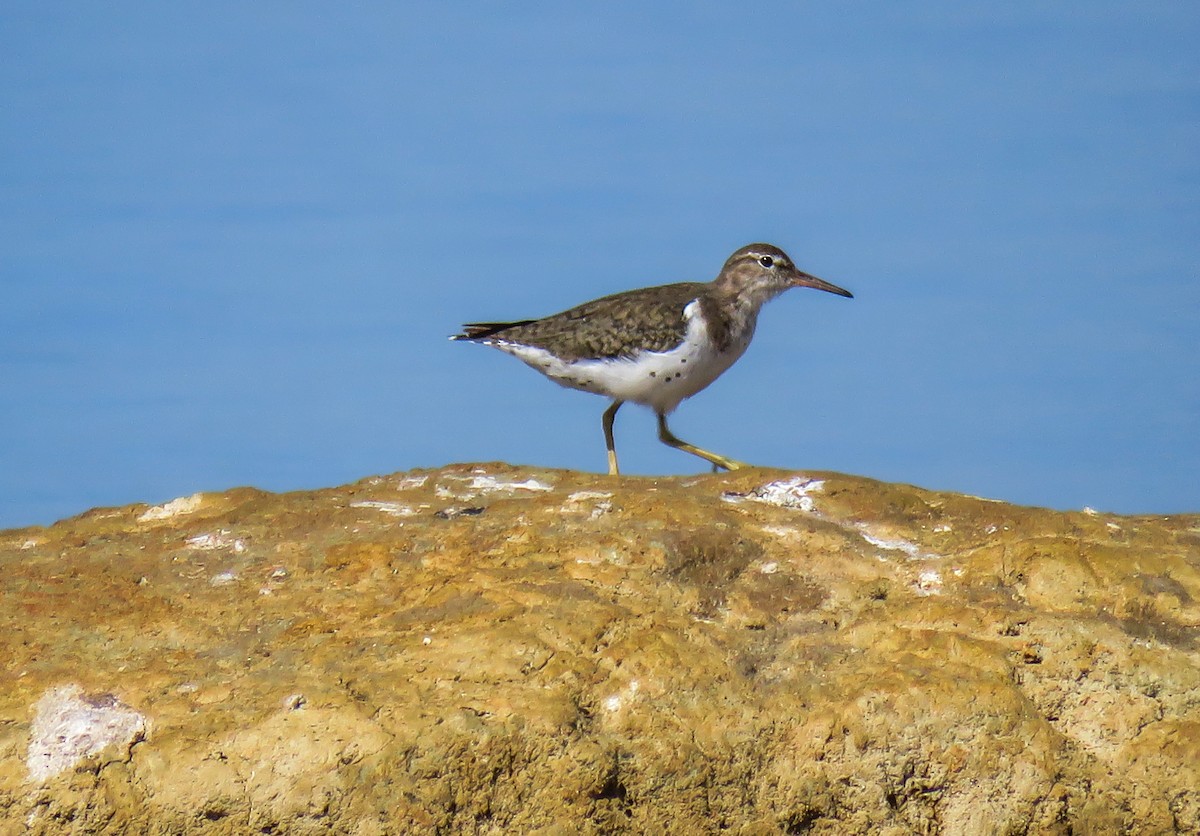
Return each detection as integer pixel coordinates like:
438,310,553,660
1,465,1198,834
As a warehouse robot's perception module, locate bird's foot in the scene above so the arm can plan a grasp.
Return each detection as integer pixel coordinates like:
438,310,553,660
710,455,749,472
607,449,620,476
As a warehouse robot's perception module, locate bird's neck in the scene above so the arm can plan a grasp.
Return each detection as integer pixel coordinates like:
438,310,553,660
710,273,785,312
698,286,769,353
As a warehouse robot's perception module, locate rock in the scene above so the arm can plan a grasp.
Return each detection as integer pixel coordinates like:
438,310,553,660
0,464,1197,834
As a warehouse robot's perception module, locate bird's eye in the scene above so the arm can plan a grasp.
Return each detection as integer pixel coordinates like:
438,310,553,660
759,256,774,268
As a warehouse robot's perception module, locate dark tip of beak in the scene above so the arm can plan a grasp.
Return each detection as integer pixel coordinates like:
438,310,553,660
791,270,854,299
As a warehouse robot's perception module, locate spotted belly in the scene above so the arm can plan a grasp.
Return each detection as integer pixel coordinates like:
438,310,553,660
486,302,753,413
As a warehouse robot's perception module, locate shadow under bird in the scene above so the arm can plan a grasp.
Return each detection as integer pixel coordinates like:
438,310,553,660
451,243,853,475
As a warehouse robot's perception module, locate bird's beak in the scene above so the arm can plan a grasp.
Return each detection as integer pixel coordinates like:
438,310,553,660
789,269,854,298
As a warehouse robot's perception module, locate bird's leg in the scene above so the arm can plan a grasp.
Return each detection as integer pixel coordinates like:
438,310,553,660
602,400,623,476
656,412,748,472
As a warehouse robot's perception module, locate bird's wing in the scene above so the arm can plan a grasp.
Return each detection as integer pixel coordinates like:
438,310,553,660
486,282,705,362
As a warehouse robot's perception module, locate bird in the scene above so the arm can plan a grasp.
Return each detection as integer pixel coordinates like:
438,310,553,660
451,243,853,475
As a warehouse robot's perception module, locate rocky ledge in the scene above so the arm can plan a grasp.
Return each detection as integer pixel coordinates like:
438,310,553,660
1,465,1198,834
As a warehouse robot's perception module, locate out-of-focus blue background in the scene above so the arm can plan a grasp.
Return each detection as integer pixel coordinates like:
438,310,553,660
2,3,1197,528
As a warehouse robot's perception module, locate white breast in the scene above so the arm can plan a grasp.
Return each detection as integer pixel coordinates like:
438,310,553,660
490,299,753,414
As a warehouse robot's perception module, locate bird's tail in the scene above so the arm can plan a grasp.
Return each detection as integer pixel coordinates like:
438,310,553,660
449,320,536,341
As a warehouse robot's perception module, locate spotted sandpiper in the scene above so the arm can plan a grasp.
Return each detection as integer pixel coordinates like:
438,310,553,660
451,243,853,475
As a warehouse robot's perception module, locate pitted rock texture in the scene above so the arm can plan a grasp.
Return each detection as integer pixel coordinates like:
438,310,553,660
1,465,1198,834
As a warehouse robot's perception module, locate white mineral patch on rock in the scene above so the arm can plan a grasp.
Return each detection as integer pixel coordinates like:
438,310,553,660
465,475,553,493
27,686,146,782
138,493,204,522
760,524,800,540
185,530,247,553
914,570,943,596
437,473,555,500
566,491,613,503
588,502,613,520
603,679,640,713
563,491,613,519
350,500,420,517
724,476,824,512
856,525,924,559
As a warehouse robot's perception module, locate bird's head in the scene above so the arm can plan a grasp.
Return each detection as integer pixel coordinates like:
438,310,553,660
714,243,853,306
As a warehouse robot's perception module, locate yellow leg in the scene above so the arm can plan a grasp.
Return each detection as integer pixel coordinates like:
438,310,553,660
602,401,623,476
656,412,748,471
